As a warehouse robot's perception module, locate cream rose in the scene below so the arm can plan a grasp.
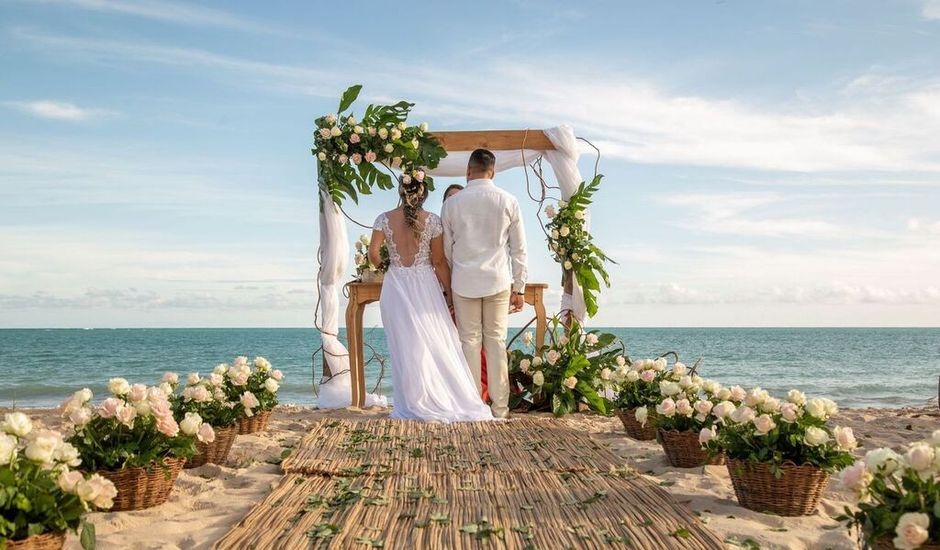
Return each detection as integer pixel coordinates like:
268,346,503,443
894,513,930,550
2,412,32,437
752,414,776,435
803,426,830,447
264,378,280,393
563,376,578,390
0,433,18,466
108,377,131,396
833,426,857,451
179,412,203,436
656,398,677,418
532,371,545,386
635,406,648,427
519,359,531,373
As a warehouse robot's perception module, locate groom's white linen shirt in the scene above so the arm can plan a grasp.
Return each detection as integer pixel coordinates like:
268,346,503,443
442,178,528,298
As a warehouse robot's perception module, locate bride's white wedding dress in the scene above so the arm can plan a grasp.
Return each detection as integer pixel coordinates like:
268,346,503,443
373,211,494,422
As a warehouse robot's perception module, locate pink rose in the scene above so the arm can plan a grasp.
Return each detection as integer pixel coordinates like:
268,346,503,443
189,386,210,402
156,416,180,437
895,513,930,550
752,413,776,435
116,404,137,428
240,392,260,416
98,398,122,419
640,370,656,383
128,384,147,402
839,461,871,495
318,128,331,139
364,151,377,163
349,133,360,144
351,153,362,164
271,369,284,381
655,398,676,418
231,371,249,386
197,423,215,444
780,402,799,423
149,398,172,420
694,400,714,416
233,356,248,367
58,470,84,494
698,427,715,445
729,386,747,402
834,426,857,451
69,407,92,427
675,399,693,417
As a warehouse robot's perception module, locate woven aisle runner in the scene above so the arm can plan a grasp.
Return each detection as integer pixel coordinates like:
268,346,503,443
215,418,724,549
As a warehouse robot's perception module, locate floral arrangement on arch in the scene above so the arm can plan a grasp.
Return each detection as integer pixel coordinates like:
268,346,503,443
0,412,115,547
354,233,389,278
313,84,447,205
508,316,621,417
839,432,940,549
218,356,283,418
544,175,613,317
63,379,209,472
702,388,857,473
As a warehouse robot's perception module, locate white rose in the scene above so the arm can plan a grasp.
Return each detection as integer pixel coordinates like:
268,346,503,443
353,125,363,134
546,350,560,366
519,359,531,373
179,412,203,436
730,405,756,424
678,375,693,389
833,426,857,451
25,432,59,464
626,370,639,382
532,356,543,367
378,127,389,139
659,381,681,397
711,401,735,420
264,378,280,393
600,368,611,381
760,397,781,413
187,373,201,385
347,115,356,125
675,399,693,417
694,400,713,417
330,126,342,137
75,388,93,403
0,433,18,466
744,387,767,407
635,406,648,427
69,407,92,427
419,122,429,132
532,371,545,386
905,443,935,473
787,389,806,406
563,376,578,390
384,143,394,153
699,427,715,445
805,398,828,419
107,377,131,396
318,128,331,139
672,362,687,377
894,513,930,550
272,369,284,381
545,205,556,218
563,260,572,270
558,200,568,208
163,372,181,384
865,447,902,475
752,414,776,435
159,382,174,396
54,441,81,467
57,470,84,494
2,412,32,437
390,128,402,140
397,121,406,130
317,151,327,161
804,426,830,447
729,386,746,402
822,398,838,417
716,388,732,401
560,225,570,237
652,358,667,372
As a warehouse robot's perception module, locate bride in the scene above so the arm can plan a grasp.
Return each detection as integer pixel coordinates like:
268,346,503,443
368,176,494,422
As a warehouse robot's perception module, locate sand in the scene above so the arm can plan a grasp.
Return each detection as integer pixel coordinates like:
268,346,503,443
6,405,936,549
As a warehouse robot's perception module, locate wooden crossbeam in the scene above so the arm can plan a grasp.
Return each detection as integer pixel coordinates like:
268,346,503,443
429,129,555,152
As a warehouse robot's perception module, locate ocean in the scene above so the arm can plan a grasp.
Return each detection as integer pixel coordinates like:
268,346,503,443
0,328,937,409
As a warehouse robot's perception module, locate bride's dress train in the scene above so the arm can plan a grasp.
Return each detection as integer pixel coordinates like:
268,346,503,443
374,212,493,422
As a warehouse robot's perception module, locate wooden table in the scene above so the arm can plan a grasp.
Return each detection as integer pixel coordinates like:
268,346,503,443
344,282,549,408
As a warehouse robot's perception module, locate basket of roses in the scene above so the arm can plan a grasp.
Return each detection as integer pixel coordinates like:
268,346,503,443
218,357,282,434
704,388,856,516
608,355,685,441
652,371,741,468
0,412,115,550
507,317,619,417
838,432,940,550
63,380,210,511
171,372,238,468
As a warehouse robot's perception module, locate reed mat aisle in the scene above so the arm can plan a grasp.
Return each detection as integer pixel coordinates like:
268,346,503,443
215,417,723,549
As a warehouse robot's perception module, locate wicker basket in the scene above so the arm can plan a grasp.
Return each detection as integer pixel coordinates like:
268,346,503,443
616,408,657,441
726,458,830,516
658,429,725,468
186,424,238,469
236,409,273,435
5,531,66,550
99,457,185,512
869,536,940,549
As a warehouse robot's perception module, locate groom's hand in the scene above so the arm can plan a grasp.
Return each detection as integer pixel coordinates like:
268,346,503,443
509,293,524,313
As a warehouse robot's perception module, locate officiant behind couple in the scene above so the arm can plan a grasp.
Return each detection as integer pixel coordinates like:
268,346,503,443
368,148,527,422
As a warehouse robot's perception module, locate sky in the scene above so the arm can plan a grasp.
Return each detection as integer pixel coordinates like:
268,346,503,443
1,0,939,328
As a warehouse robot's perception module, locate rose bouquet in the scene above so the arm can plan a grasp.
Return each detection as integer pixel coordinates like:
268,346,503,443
543,175,613,317
354,233,388,282
63,380,209,510
606,356,672,440
839,432,940,549
704,388,857,515
508,317,619,417
0,412,115,549
171,371,238,468
650,371,741,467
313,84,446,205
219,356,283,433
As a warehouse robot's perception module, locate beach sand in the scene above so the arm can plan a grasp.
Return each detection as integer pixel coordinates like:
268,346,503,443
8,405,937,549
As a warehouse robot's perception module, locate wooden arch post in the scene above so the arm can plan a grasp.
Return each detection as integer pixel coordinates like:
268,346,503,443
344,130,554,408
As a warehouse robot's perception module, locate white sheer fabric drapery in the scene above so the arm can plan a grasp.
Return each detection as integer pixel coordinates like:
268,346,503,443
315,125,585,409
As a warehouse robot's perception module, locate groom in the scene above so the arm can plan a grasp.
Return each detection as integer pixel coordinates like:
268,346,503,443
442,148,528,419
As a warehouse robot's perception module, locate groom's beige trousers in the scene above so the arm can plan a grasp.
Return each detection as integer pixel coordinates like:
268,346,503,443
453,289,511,418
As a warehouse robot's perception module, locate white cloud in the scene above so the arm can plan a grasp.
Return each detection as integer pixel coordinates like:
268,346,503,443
2,100,113,121
908,218,940,234
924,0,940,19
27,0,274,32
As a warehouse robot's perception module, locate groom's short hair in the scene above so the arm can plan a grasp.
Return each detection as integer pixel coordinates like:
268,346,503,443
468,148,496,173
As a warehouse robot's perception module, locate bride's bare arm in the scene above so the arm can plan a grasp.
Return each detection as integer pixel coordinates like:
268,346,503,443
429,235,453,306
368,229,385,268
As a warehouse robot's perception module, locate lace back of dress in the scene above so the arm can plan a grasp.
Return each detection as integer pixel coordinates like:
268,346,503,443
379,211,440,269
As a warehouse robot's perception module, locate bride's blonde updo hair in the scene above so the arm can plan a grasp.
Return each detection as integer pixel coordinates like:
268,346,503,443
398,174,428,238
